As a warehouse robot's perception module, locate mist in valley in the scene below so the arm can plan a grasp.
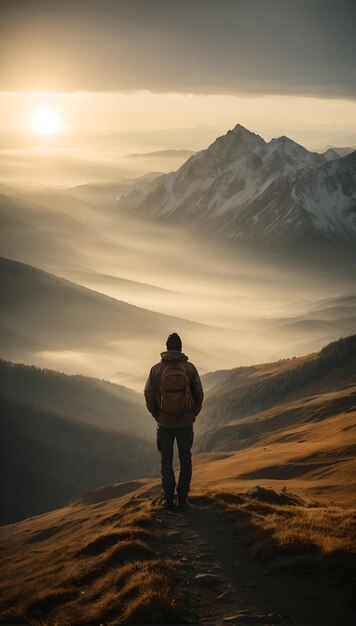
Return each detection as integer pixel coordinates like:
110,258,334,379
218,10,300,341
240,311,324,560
1,161,355,392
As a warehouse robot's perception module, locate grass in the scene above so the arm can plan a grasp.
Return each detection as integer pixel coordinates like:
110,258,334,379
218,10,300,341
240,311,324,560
199,488,356,577
74,526,152,557
2,486,355,623
0,499,181,625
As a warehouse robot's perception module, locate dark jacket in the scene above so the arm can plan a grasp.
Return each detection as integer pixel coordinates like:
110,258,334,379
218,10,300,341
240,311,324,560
144,349,204,428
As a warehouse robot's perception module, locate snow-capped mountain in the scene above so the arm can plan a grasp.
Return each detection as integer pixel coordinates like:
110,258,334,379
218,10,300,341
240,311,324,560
118,124,356,247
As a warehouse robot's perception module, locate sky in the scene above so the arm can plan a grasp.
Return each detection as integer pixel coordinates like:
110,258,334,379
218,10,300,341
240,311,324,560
0,0,355,185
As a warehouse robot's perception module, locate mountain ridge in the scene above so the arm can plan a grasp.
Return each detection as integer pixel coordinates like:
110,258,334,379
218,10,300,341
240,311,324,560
0,255,227,386
117,124,356,249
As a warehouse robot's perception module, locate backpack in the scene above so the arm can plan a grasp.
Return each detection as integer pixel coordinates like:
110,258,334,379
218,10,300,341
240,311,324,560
159,362,194,417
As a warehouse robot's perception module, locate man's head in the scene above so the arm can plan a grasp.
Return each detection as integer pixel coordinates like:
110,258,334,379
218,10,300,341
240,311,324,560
166,332,182,351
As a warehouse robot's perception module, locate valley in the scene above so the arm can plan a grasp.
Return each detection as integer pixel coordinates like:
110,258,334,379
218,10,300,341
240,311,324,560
0,122,355,626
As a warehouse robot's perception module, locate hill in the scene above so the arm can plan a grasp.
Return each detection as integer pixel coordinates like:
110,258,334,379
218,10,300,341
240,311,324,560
0,358,152,437
0,395,158,526
0,466,354,624
0,192,101,270
0,359,160,525
0,336,355,623
258,293,356,358
0,256,226,386
197,334,356,436
195,335,356,505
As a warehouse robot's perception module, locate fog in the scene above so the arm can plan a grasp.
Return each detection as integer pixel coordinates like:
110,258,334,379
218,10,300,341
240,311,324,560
1,173,355,391
1,117,356,186
0,125,215,186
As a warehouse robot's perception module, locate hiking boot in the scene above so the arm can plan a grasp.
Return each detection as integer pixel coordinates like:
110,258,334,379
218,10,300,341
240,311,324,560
161,496,175,509
177,495,189,507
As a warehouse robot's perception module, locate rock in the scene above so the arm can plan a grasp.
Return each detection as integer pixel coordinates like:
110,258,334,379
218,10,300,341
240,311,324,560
166,530,184,542
217,589,231,600
194,573,223,585
246,485,304,506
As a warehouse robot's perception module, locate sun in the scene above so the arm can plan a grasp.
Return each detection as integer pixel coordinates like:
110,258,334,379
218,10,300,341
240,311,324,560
32,104,63,135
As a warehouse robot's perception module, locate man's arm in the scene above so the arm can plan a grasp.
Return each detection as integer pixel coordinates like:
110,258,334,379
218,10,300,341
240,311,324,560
190,365,204,416
144,366,158,417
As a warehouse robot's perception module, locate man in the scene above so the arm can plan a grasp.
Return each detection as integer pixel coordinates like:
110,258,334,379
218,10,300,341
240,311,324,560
144,332,204,509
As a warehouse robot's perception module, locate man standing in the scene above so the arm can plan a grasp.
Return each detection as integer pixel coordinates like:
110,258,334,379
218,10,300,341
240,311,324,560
144,332,204,509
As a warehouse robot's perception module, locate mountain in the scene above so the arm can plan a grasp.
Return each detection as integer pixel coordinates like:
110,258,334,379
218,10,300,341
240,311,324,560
0,256,229,386
318,145,355,158
117,124,356,249
254,293,356,358
68,172,164,210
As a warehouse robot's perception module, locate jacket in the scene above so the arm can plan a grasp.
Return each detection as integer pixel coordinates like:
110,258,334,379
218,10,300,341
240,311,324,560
144,349,204,428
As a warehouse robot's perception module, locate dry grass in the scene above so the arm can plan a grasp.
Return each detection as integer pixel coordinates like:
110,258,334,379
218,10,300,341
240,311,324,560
74,526,151,557
191,489,356,576
252,506,356,556
0,499,180,625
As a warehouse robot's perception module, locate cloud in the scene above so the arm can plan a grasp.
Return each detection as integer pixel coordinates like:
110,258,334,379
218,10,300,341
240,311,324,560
0,146,130,185
0,0,355,99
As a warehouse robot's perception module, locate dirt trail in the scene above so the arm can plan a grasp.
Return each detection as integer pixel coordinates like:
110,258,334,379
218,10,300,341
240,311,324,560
146,497,351,626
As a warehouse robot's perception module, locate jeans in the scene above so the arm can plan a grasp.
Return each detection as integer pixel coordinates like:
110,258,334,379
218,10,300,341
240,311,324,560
156,425,194,499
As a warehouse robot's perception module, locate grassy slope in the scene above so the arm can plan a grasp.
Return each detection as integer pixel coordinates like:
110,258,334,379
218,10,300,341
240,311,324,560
0,481,354,625
0,488,180,625
193,336,356,505
0,336,355,623
198,335,356,435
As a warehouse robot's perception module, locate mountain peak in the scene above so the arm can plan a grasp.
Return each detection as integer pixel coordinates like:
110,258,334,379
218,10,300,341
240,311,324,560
121,124,356,248
269,135,306,150
231,123,264,143
207,124,265,155
267,135,314,163
232,123,253,134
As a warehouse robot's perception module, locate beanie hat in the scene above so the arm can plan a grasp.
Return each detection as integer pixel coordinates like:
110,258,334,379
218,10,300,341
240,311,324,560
166,332,182,351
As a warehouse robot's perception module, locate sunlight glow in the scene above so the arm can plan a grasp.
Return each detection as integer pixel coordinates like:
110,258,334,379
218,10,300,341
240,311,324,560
32,104,62,135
